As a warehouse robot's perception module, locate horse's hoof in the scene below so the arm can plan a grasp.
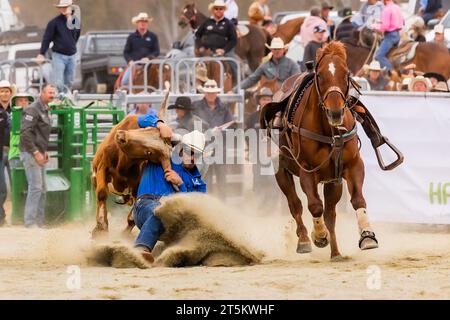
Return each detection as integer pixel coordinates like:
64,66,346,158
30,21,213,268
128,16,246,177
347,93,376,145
359,230,379,250
296,241,312,254
311,230,330,248
330,255,350,262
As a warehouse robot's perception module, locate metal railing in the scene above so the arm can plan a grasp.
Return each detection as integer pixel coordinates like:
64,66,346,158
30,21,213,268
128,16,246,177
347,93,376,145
0,58,50,93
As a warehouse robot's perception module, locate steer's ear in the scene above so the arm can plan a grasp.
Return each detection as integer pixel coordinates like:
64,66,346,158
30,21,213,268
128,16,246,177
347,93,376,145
158,81,171,121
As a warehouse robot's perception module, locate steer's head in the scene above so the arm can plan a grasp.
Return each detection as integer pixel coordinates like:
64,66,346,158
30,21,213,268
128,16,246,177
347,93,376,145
115,127,171,163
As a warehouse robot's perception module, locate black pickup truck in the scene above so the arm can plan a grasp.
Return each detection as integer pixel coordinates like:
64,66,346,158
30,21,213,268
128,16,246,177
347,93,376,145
73,31,131,93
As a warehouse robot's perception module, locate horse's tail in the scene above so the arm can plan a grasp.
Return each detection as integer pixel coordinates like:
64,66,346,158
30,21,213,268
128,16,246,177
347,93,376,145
262,28,272,56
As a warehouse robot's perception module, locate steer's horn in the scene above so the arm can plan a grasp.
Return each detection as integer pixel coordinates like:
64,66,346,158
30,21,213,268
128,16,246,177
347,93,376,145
158,81,171,121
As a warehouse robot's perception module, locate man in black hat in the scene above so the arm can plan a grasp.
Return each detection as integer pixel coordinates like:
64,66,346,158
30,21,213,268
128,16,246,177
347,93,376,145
335,7,354,42
168,97,209,133
321,1,335,39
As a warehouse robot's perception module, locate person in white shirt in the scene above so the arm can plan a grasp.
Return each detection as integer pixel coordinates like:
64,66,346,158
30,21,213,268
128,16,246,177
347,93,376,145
224,0,239,25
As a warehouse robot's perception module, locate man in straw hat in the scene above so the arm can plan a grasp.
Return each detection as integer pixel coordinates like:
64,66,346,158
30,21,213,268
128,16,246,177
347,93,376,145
121,12,160,87
37,0,81,93
248,0,271,26
364,60,388,91
408,75,432,92
129,119,207,263
240,37,299,90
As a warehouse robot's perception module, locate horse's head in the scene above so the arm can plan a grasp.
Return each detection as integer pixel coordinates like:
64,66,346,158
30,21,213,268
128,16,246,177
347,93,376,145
315,41,351,127
179,3,197,29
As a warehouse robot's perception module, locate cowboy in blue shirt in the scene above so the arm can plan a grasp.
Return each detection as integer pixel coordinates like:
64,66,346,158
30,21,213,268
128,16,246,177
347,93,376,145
133,114,207,263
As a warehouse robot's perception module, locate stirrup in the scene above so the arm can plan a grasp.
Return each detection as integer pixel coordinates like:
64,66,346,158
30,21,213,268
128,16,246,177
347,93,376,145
374,136,404,171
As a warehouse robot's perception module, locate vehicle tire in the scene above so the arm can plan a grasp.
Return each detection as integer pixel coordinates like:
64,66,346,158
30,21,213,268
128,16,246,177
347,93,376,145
83,77,98,93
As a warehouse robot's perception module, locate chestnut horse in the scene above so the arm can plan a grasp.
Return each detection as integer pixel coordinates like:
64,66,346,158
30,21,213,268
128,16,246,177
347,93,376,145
114,62,172,93
262,42,379,260
179,3,269,72
272,17,305,44
343,40,450,79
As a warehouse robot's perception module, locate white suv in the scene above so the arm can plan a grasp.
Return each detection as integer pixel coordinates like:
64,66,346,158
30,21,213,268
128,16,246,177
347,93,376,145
0,41,50,94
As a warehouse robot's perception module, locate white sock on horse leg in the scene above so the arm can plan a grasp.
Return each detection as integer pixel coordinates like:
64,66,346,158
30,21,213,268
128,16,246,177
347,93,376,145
356,208,373,233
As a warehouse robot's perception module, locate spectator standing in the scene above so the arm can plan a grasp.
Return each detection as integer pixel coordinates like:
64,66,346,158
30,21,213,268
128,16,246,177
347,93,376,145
193,80,234,197
300,7,329,47
121,12,160,87
364,61,388,91
0,80,14,227
168,97,209,133
37,0,81,93
19,85,56,228
9,93,34,169
0,92,8,227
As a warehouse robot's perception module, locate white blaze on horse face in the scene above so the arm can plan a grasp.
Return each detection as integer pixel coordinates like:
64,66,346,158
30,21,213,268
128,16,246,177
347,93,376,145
328,63,336,77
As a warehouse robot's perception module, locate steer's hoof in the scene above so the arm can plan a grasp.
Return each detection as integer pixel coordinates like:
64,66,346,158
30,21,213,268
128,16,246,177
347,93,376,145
296,241,312,254
359,230,379,250
311,230,330,248
91,225,108,239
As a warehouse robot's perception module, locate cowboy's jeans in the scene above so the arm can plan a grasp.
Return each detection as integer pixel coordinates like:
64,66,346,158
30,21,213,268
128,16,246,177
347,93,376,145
375,31,400,71
133,197,164,251
51,52,76,93
20,152,47,227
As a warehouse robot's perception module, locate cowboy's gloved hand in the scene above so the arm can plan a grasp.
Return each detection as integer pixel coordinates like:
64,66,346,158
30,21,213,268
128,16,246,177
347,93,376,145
128,60,134,66
215,49,225,56
164,170,183,186
156,121,173,140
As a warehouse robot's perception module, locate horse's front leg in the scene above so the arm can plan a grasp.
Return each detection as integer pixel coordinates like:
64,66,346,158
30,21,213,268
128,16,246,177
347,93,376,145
323,182,343,260
344,157,379,250
275,167,311,253
299,171,330,249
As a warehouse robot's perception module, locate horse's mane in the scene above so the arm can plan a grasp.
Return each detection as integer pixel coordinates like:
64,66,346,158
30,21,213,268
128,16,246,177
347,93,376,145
316,41,347,62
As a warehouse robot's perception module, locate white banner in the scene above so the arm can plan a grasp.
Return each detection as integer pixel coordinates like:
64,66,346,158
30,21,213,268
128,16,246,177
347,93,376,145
356,92,450,224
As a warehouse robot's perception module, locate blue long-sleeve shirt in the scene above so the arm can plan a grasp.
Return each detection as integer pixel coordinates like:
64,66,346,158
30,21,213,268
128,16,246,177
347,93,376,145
40,14,80,56
136,114,207,197
123,30,160,63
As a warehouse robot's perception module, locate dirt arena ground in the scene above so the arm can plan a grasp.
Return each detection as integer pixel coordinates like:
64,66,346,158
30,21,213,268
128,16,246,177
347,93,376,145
1,195,449,300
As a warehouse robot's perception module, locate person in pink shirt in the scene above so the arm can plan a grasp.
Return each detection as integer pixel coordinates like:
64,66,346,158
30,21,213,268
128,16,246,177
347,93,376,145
373,0,404,71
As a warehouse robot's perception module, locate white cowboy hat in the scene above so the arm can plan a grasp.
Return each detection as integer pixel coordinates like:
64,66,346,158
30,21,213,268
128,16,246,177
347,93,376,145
0,80,17,96
434,24,445,34
265,37,288,50
195,63,209,83
408,75,432,91
368,60,382,71
208,0,227,12
201,79,221,93
132,12,153,25
181,130,207,154
54,0,72,8
12,92,34,104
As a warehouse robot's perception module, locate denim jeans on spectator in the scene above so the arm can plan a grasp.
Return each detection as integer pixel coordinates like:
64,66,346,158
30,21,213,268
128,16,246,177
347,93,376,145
375,31,400,71
133,197,164,251
51,52,76,93
0,152,10,224
9,157,23,169
20,152,46,227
